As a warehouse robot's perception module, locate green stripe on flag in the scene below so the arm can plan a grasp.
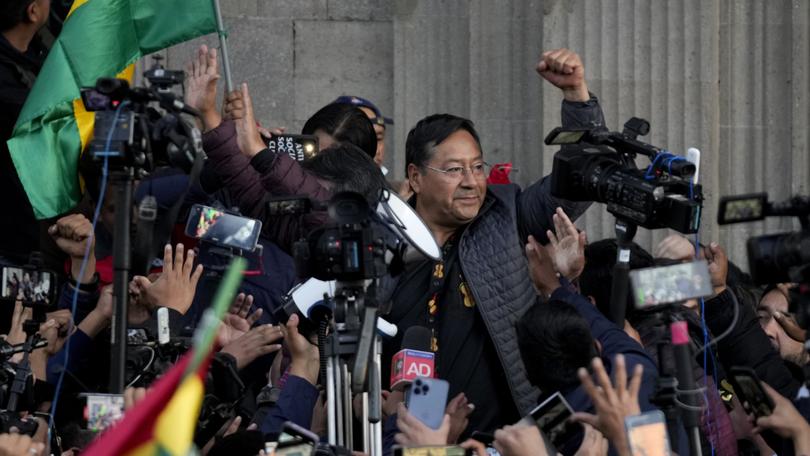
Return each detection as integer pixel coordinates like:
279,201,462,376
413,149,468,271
8,0,218,219
187,257,246,376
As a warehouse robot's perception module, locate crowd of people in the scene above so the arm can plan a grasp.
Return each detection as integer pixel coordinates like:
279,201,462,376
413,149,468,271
1,1,809,455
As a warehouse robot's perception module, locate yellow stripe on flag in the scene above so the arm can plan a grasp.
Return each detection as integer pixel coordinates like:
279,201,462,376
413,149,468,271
67,0,91,18
74,64,136,151
152,374,205,456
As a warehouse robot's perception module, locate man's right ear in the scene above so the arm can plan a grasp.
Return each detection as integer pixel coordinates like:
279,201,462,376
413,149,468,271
407,163,422,194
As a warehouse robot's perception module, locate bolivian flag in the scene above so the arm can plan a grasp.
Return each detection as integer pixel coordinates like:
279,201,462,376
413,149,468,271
7,0,218,219
83,258,247,456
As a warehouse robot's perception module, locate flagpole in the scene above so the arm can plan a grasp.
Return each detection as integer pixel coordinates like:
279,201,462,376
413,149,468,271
212,0,234,92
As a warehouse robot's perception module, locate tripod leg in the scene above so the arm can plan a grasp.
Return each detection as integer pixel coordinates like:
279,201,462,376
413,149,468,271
327,356,338,446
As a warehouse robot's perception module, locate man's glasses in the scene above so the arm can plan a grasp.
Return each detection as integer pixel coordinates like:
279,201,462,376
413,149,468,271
423,162,490,180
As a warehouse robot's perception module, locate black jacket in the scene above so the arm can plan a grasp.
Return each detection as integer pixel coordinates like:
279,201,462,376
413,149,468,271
383,96,606,415
0,33,47,262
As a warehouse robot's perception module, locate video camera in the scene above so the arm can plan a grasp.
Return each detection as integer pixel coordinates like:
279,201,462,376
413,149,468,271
80,56,204,175
293,192,392,282
718,192,810,284
545,117,703,234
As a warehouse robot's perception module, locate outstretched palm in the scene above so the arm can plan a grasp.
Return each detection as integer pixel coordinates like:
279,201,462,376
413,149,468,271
184,44,220,129
546,207,586,280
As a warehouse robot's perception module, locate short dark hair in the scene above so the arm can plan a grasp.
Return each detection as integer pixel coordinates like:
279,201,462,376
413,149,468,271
0,0,34,32
302,104,377,159
404,114,482,174
516,299,598,393
579,238,655,320
302,142,389,204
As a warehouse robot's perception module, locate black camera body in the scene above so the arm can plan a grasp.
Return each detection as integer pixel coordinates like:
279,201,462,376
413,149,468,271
546,118,703,234
81,60,203,176
294,192,391,282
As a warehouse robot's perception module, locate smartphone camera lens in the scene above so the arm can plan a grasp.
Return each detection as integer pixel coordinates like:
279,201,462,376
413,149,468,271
422,384,430,393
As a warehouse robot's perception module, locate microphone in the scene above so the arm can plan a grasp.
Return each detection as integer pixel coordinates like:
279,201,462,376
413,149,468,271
686,147,701,185
390,326,434,391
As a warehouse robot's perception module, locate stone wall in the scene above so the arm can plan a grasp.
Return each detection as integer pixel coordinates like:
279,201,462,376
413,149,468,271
162,0,810,267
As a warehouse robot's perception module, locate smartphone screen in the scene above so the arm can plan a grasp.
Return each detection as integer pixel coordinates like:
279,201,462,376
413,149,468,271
82,394,125,433
625,411,671,456
630,260,713,308
527,392,582,449
1,266,54,304
266,134,318,162
185,204,262,251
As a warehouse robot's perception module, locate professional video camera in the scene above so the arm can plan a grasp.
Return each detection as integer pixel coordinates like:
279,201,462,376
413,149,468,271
270,189,440,452
544,117,703,234
717,192,810,284
80,57,204,175
78,57,207,393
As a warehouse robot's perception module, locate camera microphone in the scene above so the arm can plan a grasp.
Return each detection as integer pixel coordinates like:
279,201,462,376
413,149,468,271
686,148,701,185
390,326,434,391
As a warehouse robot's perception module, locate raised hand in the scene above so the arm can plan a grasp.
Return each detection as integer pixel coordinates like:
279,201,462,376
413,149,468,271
184,44,221,131
546,207,587,281
572,355,643,456
284,314,320,385
220,324,283,370
536,48,589,102
526,235,560,297
224,83,266,158
445,392,474,444
219,293,263,346
131,244,203,315
754,382,810,455
704,242,728,296
48,213,96,283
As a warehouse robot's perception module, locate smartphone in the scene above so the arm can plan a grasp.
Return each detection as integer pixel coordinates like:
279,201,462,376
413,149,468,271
266,134,319,162
625,410,671,456
1,266,55,305
80,393,125,433
630,260,713,308
185,204,262,251
523,392,583,451
406,377,449,430
728,366,774,418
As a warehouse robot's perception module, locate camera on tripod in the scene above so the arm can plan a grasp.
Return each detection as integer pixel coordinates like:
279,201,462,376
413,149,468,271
79,57,204,176
545,117,703,234
717,192,810,284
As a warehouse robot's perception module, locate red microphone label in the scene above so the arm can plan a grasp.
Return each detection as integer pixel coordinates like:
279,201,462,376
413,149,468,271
391,349,435,389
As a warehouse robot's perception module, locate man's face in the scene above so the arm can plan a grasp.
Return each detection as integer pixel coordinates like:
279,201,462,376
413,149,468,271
358,106,385,166
408,130,487,233
758,289,807,365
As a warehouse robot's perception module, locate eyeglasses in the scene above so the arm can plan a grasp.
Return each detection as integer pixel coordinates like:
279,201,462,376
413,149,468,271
423,162,490,180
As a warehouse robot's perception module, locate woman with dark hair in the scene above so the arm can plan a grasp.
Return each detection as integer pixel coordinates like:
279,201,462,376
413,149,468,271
302,103,377,159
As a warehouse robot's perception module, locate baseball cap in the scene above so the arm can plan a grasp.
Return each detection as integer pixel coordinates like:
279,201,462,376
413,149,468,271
332,95,393,127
